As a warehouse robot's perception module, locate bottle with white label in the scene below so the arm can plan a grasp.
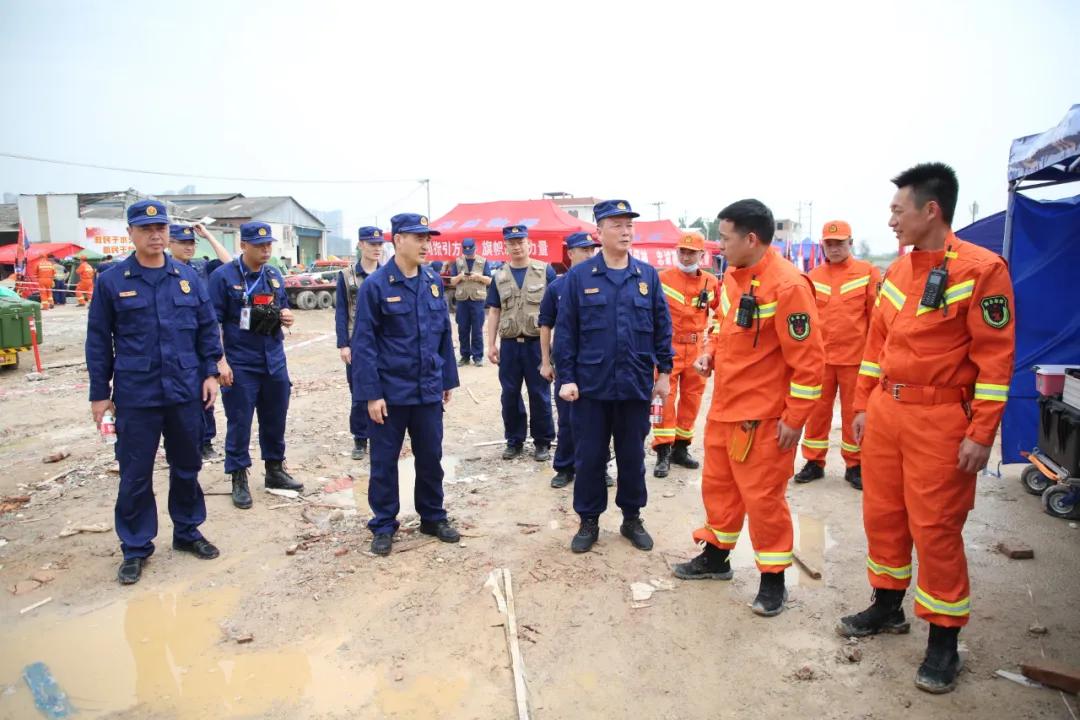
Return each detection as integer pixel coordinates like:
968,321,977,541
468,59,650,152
100,411,117,445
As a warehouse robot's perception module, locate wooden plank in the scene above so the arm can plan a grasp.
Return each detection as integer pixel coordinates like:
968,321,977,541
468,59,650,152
1021,659,1080,694
792,551,822,579
502,568,530,720
22,661,75,718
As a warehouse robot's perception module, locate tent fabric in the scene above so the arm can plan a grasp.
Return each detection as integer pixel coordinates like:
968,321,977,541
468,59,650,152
1008,104,1080,184
1000,193,1080,464
955,211,1006,256
0,242,87,264
630,220,722,268
425,200,595,264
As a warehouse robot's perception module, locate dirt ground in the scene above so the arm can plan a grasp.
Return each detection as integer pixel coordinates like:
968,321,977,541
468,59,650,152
1,303,1079,720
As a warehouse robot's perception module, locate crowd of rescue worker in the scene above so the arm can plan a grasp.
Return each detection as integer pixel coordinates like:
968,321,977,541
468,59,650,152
81,161,1014,696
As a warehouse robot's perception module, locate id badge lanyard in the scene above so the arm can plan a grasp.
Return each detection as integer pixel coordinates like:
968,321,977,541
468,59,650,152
238,259,265,331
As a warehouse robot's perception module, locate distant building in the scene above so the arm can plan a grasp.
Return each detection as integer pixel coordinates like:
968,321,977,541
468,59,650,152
773,218,802,250
178,196,327,266
546,194,602,221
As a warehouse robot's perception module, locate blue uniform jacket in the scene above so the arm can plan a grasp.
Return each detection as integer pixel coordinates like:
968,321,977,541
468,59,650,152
350,259,459,405
86,255,222,408
208,258,289,374
553,253,674,402
537,274,566,329
335,261,372,348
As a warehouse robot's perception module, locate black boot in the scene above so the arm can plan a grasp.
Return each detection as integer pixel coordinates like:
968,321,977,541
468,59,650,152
751,571,788,617
117,557,145,585
673,543,733,580
915,625,962,694
551,469,574,489
200,442,215,461
653,445,671,478
231,469,252,509
352,438,367,461
794,460,825,484
502,444,523,460
571,517,599,553
836,589,910,637
457,356,470,367
620,516,654,551
265,460,303,491
533,444,552,462
845,464,863,490
670,439,700,469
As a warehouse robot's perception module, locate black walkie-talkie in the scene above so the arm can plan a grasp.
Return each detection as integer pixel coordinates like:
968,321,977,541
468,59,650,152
697,288,709,311
920,245,952,315
735,276,758,328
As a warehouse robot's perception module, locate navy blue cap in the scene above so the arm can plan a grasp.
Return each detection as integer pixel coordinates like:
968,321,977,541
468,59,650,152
565,232,597,249
127,199,168,226
502,225,528,240
240,221,275,245
461,238,476,250
391,213,441,236
358,226,386,243
169,224,196,242
593,199,640,221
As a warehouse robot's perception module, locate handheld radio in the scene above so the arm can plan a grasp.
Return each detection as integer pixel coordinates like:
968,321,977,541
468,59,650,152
735,277,758,329
920,245,953,315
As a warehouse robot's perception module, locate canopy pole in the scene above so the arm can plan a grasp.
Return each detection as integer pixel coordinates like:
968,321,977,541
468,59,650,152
1001,180,1019,263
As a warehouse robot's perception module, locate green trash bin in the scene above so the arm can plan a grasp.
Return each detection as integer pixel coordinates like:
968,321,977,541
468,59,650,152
0,297,43,349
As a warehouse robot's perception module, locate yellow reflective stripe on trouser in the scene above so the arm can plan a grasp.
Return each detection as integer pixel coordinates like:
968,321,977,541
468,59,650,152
757,301,778,319
840,275,871,294
840,440,860,453
859,360,882,378
653,428,677,438
662,284,685,303
801,437,830,449
790,382,822,400
675,427,694,439
916,278,976,315
974,382,1009,402
813,281,832,296
708,526,740,544
880,279,906,312
914,586,970,617
866,555,912,580
755,551,793,566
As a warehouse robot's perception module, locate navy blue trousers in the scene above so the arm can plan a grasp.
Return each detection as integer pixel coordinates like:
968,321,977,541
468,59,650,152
499,338,554,448
220,366,291,474
114,400,206,560
203,403,216,444
553,379,575,472
571,397,649,519
455,299,485,361
368,402,447,534
345,363,370,442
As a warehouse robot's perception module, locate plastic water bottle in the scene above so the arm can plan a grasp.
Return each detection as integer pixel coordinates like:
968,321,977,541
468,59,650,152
100,411,117,445
649,397,664,425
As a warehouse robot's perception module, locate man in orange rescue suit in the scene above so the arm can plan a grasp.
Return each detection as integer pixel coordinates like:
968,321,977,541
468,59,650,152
76,254,97,306
837,163,1015,695
793,220,881,490
653,232,719,478
36,258,56,309
674,199,824,618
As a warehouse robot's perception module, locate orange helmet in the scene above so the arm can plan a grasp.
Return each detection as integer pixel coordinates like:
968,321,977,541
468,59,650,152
821,220,852,241
676,233,706,251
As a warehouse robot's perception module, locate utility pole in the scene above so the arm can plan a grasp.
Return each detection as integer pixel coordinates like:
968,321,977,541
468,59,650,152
421,178,431,218
969,201,979,225
651,201,664,219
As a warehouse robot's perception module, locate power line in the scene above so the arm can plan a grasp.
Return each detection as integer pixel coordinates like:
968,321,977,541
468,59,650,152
0,151,419,185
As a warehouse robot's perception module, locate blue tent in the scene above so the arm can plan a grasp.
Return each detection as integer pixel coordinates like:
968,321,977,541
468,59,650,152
955,210,1005,256
999,104,1080,464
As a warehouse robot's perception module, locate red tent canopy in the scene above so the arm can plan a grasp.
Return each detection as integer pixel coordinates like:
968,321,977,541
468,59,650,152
425,200,595,264
629,220,721,269
0,242,86,265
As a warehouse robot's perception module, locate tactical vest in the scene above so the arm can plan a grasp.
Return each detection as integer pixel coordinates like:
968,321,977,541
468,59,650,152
494,262,549,338
342,264,367,337
454,256,488,301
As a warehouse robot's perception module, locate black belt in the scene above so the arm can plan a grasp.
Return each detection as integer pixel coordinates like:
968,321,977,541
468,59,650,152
503,336,540,343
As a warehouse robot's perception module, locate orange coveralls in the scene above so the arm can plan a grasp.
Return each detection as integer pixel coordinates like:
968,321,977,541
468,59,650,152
654,267,719,448
855,236,1014,627
801,257,881,468
36,262,55,309
694,250,825,573
75,261,95,306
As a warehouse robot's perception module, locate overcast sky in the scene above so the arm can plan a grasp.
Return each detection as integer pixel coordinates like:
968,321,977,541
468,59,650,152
1,0,1077,252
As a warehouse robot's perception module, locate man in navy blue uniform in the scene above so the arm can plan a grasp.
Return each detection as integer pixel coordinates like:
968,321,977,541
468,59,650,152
555,200,673,553
168,223,233,459
209,221,300,510
351,212,461,556
539,232,601,488
448,238,491,367
485,225,557,462
335,226,386,460
86,199,224,585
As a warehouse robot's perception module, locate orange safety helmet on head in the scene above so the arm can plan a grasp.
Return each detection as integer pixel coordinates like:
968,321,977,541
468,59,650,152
676,233,706,251
821,220,852,241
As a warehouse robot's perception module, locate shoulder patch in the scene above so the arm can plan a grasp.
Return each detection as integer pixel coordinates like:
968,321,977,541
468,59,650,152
787,312,810,341
980,295,1010,328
